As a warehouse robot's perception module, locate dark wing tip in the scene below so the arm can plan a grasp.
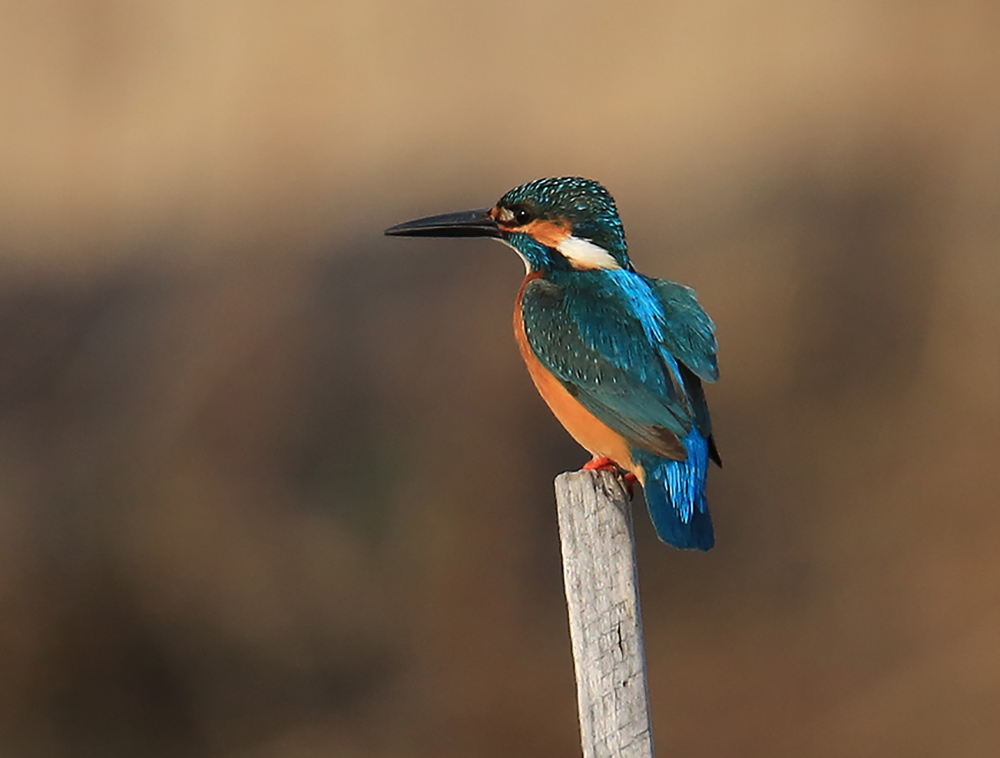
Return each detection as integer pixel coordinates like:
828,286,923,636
708,435,723,467
649,426,688,461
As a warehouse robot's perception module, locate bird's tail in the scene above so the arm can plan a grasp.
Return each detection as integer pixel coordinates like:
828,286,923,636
634,431,714,551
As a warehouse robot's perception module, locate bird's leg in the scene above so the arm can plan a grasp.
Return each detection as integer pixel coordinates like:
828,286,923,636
583,456,617,472
583,457,637,499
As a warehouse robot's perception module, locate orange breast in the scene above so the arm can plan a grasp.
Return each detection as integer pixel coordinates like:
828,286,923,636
513,274,644,483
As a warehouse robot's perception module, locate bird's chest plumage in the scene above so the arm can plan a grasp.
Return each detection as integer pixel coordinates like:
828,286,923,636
513,272,636,473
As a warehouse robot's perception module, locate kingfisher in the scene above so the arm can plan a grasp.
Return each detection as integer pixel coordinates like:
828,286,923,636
385,177,721,550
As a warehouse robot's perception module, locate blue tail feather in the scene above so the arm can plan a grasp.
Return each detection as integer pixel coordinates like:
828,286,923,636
635,431,714,551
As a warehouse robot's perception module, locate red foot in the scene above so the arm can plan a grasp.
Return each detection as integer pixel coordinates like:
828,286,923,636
583,456,617,472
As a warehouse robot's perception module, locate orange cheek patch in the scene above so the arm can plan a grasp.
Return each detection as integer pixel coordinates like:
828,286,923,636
522,220,571,248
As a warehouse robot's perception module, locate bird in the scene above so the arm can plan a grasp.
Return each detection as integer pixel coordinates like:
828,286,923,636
385,177,721,550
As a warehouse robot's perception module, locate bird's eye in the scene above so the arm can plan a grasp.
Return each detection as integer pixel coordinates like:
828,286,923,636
514,207,533,225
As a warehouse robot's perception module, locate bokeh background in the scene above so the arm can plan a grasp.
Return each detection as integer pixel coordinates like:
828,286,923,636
2,2,999,756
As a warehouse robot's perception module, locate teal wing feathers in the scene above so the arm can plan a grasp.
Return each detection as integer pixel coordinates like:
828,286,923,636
649,278,719,383
649,277,721,464
520,270,718,462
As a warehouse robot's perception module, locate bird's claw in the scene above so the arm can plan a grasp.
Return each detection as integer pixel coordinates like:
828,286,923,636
583,457,637,499
623,472,637,499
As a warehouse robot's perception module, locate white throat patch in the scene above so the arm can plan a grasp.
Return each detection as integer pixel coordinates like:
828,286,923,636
556,236,622,270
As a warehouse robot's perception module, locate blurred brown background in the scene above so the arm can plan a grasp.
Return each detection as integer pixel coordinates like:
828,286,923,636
1,2,999,756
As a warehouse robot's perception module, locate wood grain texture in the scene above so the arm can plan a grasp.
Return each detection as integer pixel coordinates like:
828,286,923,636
555,470,655,758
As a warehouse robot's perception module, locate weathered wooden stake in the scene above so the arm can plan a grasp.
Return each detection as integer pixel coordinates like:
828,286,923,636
555,470,655,758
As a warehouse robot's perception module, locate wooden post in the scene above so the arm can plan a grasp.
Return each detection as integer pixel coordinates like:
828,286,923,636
555,470,655,758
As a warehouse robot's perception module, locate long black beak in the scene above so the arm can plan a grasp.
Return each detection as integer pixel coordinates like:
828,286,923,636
384,208,501,238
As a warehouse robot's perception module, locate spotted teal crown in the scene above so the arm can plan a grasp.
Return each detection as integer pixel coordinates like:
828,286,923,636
497,177,630,269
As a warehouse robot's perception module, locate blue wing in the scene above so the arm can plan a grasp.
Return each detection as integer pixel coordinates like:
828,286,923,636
648,277,719,383
521,269,718,458
522,272,692,459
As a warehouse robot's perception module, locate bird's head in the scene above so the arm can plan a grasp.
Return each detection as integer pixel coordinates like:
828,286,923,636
385,177,631,273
